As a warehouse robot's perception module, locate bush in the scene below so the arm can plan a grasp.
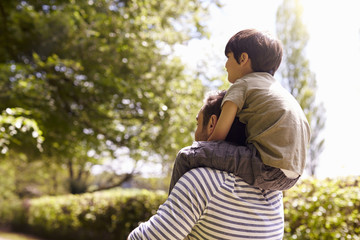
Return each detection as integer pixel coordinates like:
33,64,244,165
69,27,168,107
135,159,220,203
283,176,360,239
9,188,167,240
0,196,23,226
2,177,359,239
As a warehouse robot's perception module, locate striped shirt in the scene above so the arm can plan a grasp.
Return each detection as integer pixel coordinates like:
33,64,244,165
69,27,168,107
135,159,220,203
128,168,284,239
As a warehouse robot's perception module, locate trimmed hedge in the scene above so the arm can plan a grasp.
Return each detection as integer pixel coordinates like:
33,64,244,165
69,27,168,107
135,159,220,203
9,188,167,240
1,176,359,239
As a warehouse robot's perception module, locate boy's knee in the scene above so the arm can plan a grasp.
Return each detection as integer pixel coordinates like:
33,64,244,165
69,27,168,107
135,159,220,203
175,147,192,165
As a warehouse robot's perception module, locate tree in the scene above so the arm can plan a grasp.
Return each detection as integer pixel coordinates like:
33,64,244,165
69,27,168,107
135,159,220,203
0,0,220,193
0,107,44,156
276,0,326,176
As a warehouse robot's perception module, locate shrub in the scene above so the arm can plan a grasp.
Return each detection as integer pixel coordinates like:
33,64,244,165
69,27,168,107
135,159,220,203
2,177,359,239
10,188,167,240
0,196,23,226
283,176,360,239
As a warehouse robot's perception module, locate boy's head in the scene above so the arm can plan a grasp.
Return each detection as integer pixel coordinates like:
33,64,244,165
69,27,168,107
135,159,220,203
225,29,283,76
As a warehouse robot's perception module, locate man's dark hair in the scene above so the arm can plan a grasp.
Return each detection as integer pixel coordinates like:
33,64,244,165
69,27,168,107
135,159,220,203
224,29,283,76
202,91,225,128
202,90,246,145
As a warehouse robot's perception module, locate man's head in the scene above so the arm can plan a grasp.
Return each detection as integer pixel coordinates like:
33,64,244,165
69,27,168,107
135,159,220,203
195,91,246,145
225,29,283,76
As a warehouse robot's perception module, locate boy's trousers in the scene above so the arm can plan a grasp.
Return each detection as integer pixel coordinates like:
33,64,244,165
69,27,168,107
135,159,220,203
169,141,299,194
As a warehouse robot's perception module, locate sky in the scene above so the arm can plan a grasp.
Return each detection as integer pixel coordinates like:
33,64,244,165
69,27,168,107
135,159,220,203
175,0,360,178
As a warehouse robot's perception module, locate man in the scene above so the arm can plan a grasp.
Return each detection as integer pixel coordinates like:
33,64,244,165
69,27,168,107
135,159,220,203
128,91,284,239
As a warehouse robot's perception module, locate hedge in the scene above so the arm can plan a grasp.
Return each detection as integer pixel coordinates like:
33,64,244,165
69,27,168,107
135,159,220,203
1,176,359,239
8,188,167,240
284,176,360,239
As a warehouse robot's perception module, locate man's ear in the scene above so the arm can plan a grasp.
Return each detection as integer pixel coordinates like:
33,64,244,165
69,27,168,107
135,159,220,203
207,114,218,136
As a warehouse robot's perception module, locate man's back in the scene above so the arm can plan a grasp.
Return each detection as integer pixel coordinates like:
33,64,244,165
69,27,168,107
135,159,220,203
129,167,284,239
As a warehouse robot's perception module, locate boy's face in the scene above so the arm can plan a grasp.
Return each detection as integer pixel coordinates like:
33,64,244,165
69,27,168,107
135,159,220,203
225,52,249,83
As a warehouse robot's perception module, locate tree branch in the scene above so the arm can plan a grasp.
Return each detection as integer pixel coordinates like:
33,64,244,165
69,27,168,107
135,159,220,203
89,173,135,193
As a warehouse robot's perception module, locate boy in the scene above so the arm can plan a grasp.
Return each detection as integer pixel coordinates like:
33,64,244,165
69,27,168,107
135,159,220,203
169,29,311,193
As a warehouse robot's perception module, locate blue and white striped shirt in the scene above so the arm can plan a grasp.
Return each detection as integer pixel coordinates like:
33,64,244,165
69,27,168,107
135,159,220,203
129,168,284,239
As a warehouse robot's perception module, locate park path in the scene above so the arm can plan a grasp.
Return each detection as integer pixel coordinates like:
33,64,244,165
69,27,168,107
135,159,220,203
0,230,46,240
0,225,51,240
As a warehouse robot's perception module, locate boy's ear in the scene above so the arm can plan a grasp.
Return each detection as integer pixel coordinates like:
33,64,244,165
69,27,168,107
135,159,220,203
239,52,249,64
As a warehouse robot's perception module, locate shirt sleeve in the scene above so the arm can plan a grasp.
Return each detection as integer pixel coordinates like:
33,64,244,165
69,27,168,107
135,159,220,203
128,168,218,239
222,79,247,112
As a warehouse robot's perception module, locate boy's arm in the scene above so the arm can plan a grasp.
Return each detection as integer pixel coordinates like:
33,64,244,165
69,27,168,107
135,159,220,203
208,101,238,141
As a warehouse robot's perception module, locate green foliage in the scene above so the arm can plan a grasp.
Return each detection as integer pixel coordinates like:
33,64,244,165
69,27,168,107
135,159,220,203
0,0,220,192
284,176,360,239
0,160,22,225
0,156,69,199
0,108,44,156
128,175,171,191
8,188,167,240
1,177,359,239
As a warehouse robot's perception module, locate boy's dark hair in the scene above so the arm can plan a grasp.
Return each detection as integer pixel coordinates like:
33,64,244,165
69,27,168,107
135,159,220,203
202,90,246,145
225,29,283,76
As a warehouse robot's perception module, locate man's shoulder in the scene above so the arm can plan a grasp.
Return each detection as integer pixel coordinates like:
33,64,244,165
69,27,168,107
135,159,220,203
184,167,222,177
181,167,227,186
186,167,221,174
182,168,275,197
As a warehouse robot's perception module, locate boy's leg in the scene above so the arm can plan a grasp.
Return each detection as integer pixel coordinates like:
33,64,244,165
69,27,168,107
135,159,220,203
168,145,192,194
250,145,300,190
169,141,256,194
169,141,300,194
